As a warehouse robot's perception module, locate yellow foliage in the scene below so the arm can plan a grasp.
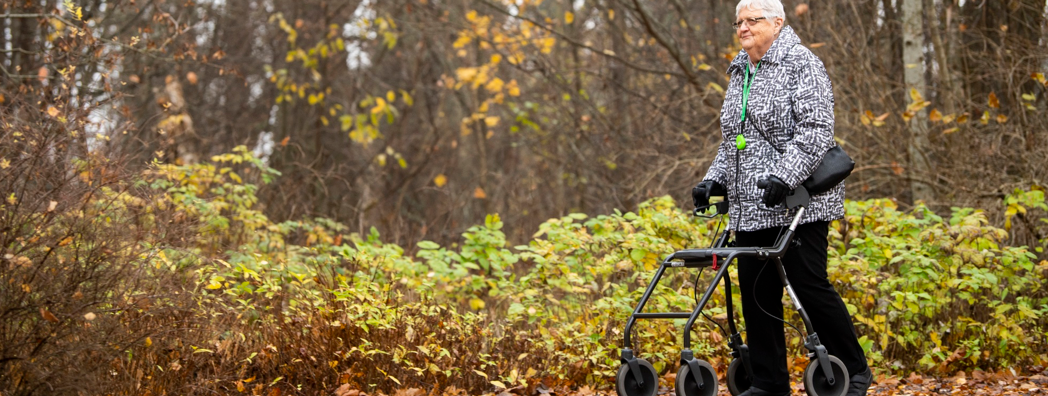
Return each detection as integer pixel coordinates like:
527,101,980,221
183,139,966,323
453,34,472,49
539,37,556,54
455,67,478,85
484,77,504,93
508,51,526,65
906,88,931,112
929,109,942,122
371,98,388,114
506,79,520,96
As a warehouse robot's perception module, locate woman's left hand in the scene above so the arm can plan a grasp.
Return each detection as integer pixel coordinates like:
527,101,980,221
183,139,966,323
761,176,789,207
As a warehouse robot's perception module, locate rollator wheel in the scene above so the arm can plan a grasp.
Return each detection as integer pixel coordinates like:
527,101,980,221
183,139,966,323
726,358,752,395
803,355,849,396
616,358,658,396
674,360,718,396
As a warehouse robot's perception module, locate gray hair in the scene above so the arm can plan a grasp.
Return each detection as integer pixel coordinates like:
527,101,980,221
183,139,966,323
735,0,786,20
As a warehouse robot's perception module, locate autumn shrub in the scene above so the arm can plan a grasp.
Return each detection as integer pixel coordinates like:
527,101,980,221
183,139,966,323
0,90,194,395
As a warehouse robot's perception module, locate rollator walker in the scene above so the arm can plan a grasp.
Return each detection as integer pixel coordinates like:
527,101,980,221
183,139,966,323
615,176,852,396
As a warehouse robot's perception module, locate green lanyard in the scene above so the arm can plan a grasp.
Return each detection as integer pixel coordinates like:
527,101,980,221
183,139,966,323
736,60,761,150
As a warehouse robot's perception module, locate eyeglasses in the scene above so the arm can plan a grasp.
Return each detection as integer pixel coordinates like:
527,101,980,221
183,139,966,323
732,17,767,30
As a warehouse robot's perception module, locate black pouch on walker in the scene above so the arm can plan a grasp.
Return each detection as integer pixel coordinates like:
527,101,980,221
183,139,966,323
802,145,854,195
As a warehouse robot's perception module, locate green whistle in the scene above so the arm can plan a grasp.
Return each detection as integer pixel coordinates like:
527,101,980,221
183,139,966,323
735,134,746,150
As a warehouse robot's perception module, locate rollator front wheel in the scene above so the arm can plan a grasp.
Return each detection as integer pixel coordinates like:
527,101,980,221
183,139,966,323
616,358,658,396
803,355,849,396
726,358,752,395
674,360,718,396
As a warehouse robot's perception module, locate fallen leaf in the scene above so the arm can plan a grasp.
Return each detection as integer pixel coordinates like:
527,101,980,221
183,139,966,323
393,388,426,396
907,372,924,384
879,375,900,387
334,384,359,396
973,370,987,381
473,187,487,199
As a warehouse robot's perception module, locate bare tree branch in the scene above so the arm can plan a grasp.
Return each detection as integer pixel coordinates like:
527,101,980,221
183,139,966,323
473,0,684,78
627,0,703,92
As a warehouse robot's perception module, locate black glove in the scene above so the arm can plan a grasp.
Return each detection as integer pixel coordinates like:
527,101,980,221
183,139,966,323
760,176,790,208
692,180,725,208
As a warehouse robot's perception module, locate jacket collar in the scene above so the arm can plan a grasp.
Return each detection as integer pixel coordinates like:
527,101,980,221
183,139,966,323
728,25,800,74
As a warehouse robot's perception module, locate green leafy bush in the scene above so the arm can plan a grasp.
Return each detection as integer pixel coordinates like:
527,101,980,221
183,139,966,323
832,198,1048,372
135,152,1048,393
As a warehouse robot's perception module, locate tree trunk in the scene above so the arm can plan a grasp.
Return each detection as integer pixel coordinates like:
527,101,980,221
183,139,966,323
902,0,935,203
926,0,955,111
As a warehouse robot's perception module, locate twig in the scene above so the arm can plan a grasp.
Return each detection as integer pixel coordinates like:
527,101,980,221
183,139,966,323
628,0,703,92
0,13,77,26
0,62,38,79
472,0,683,78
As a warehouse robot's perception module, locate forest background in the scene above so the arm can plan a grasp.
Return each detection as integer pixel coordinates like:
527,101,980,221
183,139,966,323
2,0,1048,395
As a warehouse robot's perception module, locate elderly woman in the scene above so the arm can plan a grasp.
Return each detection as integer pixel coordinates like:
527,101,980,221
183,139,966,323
691,0,871,395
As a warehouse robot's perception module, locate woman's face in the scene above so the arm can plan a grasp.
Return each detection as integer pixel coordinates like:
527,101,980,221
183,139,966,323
736,7,782,54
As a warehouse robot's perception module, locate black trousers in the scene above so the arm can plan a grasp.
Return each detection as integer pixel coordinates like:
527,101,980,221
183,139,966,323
735,221,867,393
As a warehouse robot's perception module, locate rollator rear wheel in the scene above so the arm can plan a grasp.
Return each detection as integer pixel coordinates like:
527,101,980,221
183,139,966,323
616,358,658,396
726,358,752,395
803,355,849,396
674,360,718,396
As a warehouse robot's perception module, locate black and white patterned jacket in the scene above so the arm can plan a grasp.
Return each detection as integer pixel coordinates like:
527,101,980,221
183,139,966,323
702,26,844,231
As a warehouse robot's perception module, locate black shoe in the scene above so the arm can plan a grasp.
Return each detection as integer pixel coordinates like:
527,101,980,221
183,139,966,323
846,366,873,396
738,386,791,396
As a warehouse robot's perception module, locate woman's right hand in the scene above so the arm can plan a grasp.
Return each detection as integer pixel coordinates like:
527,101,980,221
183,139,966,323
692,180,725,208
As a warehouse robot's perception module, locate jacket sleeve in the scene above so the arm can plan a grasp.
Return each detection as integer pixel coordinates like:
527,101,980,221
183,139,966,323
770,50,835,189
703,139,733,186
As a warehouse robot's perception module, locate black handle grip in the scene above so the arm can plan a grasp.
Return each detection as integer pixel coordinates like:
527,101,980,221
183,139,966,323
757,179,768,189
